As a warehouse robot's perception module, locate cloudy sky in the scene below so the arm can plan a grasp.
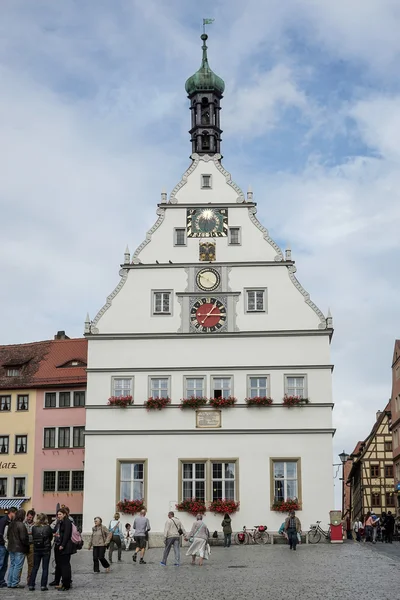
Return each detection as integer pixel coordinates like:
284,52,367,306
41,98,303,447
1,0,399,495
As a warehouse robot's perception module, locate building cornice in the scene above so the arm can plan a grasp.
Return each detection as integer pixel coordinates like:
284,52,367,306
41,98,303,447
85,329,333,340
120,261,295,269
85,403,334,409
158,202,256,209
84,427,336,436
86,365,334,373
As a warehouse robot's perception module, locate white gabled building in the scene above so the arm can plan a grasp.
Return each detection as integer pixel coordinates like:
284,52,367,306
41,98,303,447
82,33,335,541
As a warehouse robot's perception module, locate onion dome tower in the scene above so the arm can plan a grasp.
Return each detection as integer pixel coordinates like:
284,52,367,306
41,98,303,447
185,33,225,156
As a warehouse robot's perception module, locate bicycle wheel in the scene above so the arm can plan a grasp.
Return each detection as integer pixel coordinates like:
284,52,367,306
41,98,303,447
234,532,249,545
308,530,321,544
254,530,269,544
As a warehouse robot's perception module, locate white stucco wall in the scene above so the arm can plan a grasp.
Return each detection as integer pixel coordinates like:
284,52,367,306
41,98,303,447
83,431,334,533
83,154,335,540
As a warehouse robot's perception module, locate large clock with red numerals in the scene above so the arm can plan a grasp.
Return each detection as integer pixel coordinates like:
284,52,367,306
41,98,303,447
190,297,227,333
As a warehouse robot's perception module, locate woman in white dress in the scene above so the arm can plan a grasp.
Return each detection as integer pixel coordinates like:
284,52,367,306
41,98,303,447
185,514,210,566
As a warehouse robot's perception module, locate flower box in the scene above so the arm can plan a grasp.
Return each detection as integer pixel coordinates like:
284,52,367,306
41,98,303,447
272,499,301,512
245,396,273,406
107,395,133,408
180,396,208,409
209,396,237,408
175,498,207,515
144,397,171,411
283,395,309,406
209,499,240,514
116,499,145,514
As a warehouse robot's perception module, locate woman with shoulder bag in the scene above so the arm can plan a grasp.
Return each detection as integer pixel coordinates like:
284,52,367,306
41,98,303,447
28,513,53,591
185,514,210,566
108,512,123,563
88,517,111,573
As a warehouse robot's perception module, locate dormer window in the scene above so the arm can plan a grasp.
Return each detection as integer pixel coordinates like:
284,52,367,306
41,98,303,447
58,359,87,368
7,368,21,377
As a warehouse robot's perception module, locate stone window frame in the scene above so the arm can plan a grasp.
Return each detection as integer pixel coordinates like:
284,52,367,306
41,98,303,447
183,375,207,399
270,457,302,509
116,459,148,506
284,374,308,399
245,288,267,313
228,227,241,246
111,376,134,398
210,375,234,399
178,458,239,503
201,174,212,189
246,374,271,398
151,290,173,316
174,228,187,247
148,375,171,399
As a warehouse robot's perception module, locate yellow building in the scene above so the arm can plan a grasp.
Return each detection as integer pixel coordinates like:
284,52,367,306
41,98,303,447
0,341,50,516
348,404,395,520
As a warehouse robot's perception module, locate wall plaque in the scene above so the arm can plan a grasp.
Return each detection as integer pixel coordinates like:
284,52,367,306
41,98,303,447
196,410,221,428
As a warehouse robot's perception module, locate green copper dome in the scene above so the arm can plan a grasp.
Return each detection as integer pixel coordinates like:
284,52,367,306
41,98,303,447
185,34,225,96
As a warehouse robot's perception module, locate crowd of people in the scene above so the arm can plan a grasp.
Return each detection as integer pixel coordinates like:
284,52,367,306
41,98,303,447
3,503,394,589
351,510,396,543
0,505,230,589
0,506,78,591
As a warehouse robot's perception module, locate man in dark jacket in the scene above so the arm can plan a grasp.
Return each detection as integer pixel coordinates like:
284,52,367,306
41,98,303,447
385,511,395,544
7,509,29,589
0,507,17,587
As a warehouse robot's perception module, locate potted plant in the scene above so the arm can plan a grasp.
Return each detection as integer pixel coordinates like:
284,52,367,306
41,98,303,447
180,396,208,409
245,396,273,406
116,499,145,514
271,499,301,512
107,395,133,408
209,396,237,408
209,499,240,514
175,498,207,515
283,395,309,406
144,397,171,411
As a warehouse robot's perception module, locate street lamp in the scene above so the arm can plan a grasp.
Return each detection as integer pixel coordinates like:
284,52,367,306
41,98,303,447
339,451,350,518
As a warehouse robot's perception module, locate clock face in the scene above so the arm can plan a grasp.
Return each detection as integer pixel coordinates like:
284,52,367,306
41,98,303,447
187,208,228,238
196,268,220,291
190,297,227,332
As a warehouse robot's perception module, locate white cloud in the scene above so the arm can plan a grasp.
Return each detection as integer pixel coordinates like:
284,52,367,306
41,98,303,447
224,65,308,137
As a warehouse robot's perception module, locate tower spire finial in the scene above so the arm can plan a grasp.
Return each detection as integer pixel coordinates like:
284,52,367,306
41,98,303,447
185,21,224,157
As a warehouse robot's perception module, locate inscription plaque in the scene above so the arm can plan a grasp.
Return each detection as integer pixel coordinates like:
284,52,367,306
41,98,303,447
196,410,221,429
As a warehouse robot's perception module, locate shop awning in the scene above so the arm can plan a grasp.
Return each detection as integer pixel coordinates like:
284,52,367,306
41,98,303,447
0,498,30,509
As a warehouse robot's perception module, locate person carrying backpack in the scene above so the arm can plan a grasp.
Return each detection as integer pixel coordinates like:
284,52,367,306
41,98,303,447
28,513,53,591
221,513,232,548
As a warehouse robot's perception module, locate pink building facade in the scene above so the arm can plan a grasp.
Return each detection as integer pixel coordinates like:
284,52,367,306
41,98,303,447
32,336,87,529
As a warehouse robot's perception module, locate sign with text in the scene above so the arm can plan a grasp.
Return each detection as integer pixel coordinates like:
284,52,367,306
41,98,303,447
196,410,221,429
0,462,17,469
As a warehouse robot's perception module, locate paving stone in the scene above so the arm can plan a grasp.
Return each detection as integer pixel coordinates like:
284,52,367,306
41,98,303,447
2,542,399,600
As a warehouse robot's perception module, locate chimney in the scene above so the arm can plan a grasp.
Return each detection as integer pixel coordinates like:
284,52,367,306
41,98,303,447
376,410,382,421
54,331,70,340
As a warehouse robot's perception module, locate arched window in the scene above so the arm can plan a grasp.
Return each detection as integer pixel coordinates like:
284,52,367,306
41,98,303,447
202,132,210,151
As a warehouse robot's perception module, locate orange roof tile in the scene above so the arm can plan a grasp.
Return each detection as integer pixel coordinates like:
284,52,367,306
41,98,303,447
33,338,87,387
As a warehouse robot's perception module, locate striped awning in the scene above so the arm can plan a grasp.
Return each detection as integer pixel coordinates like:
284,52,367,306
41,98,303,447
0,498,30,509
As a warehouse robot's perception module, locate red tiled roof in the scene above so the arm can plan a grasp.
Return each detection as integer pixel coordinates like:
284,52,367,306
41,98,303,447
33,338,87,387
0,341,51,390
351,441,364,456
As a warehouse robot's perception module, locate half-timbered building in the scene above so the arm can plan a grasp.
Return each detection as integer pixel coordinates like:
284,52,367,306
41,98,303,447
348,405,395,520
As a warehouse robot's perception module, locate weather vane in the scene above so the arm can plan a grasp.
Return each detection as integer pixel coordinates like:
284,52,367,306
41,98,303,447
203,18,215,34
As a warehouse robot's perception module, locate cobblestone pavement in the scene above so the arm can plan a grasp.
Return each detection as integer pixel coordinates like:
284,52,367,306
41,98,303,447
359,539,400,562
2,543,400,600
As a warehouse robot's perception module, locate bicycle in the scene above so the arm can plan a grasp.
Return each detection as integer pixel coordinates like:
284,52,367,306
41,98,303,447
308,521,331,543
234,525,269,545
